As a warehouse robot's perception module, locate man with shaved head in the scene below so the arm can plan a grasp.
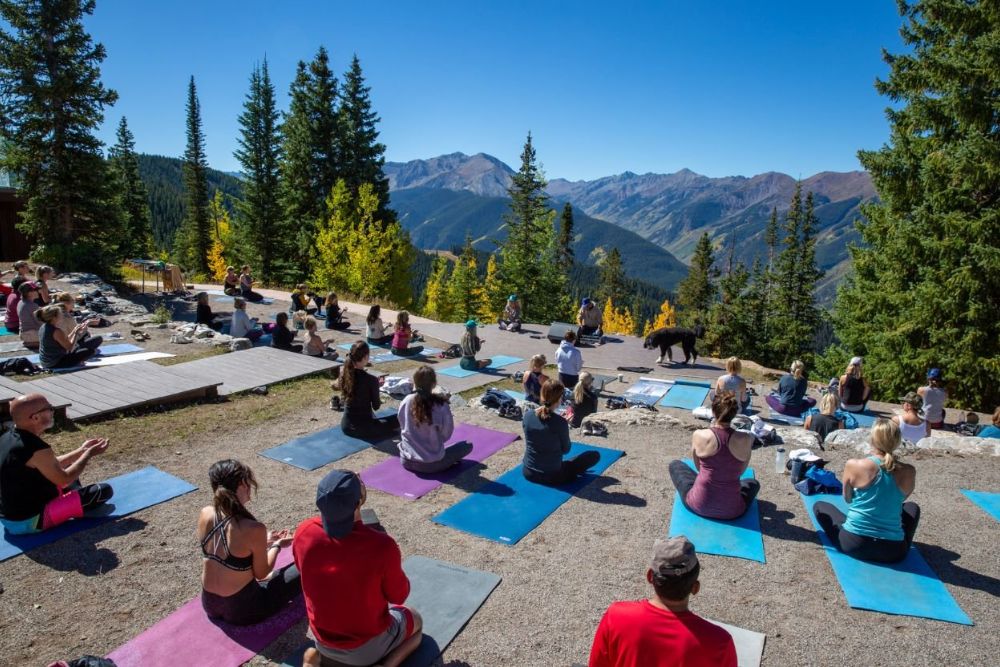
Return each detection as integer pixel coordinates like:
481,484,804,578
0,393,113,535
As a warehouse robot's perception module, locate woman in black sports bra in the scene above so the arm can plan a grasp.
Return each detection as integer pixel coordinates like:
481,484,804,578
196,459,301,625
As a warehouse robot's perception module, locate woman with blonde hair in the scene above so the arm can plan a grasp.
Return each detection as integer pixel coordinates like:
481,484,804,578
805,392,845,441
570,371,599,428
522,380,600,485
391,310,423,357
33,265,54,305
839,356,871,413
56,292,103,352
36,305,95,369
459,320,491,370
523,354,549,404
302,316,339,360
714,356,749,412
766,359,816,417
812,419,920,563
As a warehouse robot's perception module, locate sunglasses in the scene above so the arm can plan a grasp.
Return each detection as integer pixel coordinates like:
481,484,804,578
30,405,55,417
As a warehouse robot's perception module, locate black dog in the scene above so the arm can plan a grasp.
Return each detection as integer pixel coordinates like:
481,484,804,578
643,326,706,365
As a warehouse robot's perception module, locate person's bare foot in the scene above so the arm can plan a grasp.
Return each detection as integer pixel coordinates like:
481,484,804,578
302,647,321,666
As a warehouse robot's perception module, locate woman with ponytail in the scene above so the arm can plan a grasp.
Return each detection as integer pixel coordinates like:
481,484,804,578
522,379,600,485
668,391,759,520
197,459,301,625
341,341,400,441
813,419,920,563
397,366,472,472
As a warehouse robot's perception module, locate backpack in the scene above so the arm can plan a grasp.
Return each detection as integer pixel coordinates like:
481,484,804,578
498,403,523,420
0,357,39,376
606,396,628,410
440,344,462,359
956,422,982,437
481,388,516,410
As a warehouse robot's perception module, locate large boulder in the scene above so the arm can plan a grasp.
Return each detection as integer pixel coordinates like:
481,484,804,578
914,436,1000,456
774,426,822,450
825,428,873,452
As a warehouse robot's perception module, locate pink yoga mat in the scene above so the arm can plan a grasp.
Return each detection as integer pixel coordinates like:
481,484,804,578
361,423,520,500
107,550,303,667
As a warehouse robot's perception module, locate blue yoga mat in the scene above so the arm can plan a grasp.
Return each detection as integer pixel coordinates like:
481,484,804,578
338,342,391,351
961,490,1000,523
18,343,144,365
0,466,196,562
850,411,879,427
258,408,397,471
659,381,712,410
0,325,11,336
432,443,624,544
212,295,274,305
668,460,764,562
800,493,972,625
438,355,524,379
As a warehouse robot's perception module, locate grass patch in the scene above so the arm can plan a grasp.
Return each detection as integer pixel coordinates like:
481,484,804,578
153,346,227,365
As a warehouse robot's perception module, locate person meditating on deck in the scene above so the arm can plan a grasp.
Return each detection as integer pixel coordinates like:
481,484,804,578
499,294,522,332
577,297,603,337
767,359,816,417
365,305,392,346
197,459,301,625
303,316,339,360
668,392,759,520
341,341,400,441
588,536,737,667
523,354,549,404
714,356,750,412
805,392,845,443
812,419,920,563
271,312,303,353
397,366,473,473
36,305,96,369
0,394,114,535
390,311,423,357
522,380,600,485
838,357,871,413
459,320,491,371
297,470,423,667
556,330,583,389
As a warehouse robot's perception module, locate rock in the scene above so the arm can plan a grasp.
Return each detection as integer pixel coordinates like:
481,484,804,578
825,428,872,452
914,436,1000,456
774,426,822,450
585,408,682,428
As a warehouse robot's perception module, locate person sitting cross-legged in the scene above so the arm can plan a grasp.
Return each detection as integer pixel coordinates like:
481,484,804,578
390,311,423,357
341,341,401,442
365,305,393,346
838,356,871,413
577,296,603,337
229,296,263,343
668,391,759,520
766,359,816,417
16,281,42,350
556,330,583,390
297,470,423,667
55,292,103,353
459,320,491,370
324,293,351,331
804,392,845,443
523,354,549,404
812,418,920,564
570,371,600,428
197,459,301,625
498,294,522,332
302,316,339,360
588,536,737,667
522,379,600,485
713,356,750,413
36,305,96,369
290,283,323,316
0,393,114,535
892,392,930,443
397,365,473,473
195,291,228,332
271,312,303,353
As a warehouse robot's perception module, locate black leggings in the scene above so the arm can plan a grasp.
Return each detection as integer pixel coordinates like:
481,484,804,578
366,335,393,346
342,413,400,443
391,346,423,357
523,450,601,486
813,501,920,563
401,441,474,474
668,459,760,518
559,373,579,390
47,347,95,369
201,563,301,626
77,482,114,510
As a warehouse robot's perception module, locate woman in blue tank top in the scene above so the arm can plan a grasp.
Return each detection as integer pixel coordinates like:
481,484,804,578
813,419,920,563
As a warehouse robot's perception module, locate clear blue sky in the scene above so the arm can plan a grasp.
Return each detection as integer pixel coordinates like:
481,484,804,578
87,0,905,181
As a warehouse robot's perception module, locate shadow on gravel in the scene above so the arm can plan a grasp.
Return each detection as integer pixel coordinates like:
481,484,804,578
757,500,818,544
579,476,647,507
917,543,1000,597
23,516,146,575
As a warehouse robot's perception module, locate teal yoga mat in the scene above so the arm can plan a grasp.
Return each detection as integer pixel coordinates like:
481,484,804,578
800,493,972,625
0,466,196,562
258,408,397,470
668,459,764,562
961,490,1000,523
438,355,524,378
659,380,712,410
432,443,624,544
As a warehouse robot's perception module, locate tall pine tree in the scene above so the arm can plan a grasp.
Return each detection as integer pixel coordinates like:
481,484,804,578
557,203,575,273
107,116,153,259
447,237,485,322
831,0,1000,411
339,54,391,220
278,60,317,278
596,247,626,306
174,76,211,274
235,58,284,282
0,0,119,270
675,233,717,326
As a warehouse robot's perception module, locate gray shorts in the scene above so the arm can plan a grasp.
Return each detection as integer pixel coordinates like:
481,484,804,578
313,606,414,666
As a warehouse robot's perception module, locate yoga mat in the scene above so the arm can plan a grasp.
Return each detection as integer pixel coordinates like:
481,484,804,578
0,325,10,336
800,493,972,625
660,380,712,410
622,377,672,406
850,411,879,427
81,351,173,367
0,341,26,353
961,490,1000,523
432,443,624,544
707,619,766,667
360,424,520,500
370,347,443,364
438,355,524,378
108,548,303,667
281,556,501,667
667,460,764,562
212,295,274,305
0,466,196,562
258,408,397,470
504,389,526,401
338,341,391,351
19,342,144,364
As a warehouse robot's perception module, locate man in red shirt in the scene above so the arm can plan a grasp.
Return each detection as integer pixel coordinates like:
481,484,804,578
588,536,736,667
295,469,423,667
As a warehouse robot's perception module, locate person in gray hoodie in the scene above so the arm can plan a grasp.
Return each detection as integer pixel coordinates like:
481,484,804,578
556,330,583,389
396,366,473,473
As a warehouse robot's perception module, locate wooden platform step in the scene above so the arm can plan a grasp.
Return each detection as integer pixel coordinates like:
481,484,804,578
165,346,339,396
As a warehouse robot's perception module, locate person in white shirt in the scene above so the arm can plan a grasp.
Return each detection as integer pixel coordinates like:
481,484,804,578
555,330,583,389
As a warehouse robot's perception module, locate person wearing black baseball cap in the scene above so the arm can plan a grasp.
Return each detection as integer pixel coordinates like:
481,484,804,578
295,470,422,667
588,537,736,667
917,368,948,429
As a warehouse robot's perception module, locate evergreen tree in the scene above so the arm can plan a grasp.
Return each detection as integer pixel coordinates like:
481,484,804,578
596,247,627,307
339,54,391,220
0,0,119,271
557,203,575,273
831,0,1000,410
764,207,779,269
235,58,284,282
107,116,153,259
278,60,317,278
675,233,717,326
174,76,211,274
706,261,753,358
422,256,453,322
448,237,485,322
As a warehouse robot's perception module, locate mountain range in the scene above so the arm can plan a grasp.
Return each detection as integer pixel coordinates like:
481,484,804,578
386,153,877,300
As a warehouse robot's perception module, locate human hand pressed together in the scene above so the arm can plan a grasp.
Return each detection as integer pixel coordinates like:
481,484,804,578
82,438,110,455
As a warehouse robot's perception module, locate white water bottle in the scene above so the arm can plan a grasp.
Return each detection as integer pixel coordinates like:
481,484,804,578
774,447,787,474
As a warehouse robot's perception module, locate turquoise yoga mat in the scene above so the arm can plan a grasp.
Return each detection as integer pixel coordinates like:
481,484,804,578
432,443,624,544
0,325,11,336
659,380,712,410
258,408,397,470
438,355,524,378
800,493,972,625
668,459,764,562
961,490,1000,523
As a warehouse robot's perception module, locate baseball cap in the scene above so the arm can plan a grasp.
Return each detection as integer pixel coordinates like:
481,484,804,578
899,391,923,411
849,356,863,366
316,470,362,538
651,536,698,577
465,319,477,329
927,368,942,380
582,297,592,306
508,294,517,301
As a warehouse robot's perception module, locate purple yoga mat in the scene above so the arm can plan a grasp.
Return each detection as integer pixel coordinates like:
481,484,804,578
107,550,304,667
361,423,520,500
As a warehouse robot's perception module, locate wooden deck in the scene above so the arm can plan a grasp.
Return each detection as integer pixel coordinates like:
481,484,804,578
20,361,221,421
0,374,72,421
165,346,339,396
